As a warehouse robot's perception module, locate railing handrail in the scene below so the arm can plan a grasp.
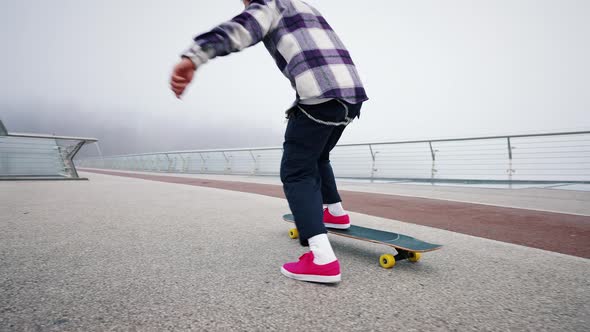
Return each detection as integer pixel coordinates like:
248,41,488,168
339,130,590,147
7,132,98,142
85,130,590,160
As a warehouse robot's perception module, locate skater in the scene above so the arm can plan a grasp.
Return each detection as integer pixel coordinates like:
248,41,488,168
170,0,368,283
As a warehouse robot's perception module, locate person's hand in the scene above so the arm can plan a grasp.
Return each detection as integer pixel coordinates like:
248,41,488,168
170,57,196,98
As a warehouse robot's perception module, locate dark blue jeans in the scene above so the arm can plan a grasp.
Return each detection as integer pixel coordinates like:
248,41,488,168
280,100,362,246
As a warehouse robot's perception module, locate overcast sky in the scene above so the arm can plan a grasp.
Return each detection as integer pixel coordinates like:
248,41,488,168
1,0,589,156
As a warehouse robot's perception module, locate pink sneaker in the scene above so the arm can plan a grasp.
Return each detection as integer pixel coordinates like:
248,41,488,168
323,208,351,229
281,252,341,283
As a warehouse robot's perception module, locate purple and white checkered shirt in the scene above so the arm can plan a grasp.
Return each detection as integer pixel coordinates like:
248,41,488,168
182,0,368,105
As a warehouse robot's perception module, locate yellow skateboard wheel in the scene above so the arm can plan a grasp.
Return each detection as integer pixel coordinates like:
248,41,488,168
379,254,396,269
288,228,299,239
408,252,421,263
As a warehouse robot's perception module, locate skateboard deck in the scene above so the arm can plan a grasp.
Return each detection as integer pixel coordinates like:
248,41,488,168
282,213,442,268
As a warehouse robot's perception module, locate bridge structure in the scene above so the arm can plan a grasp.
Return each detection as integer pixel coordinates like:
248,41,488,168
78,131,590,185
1,129,589,330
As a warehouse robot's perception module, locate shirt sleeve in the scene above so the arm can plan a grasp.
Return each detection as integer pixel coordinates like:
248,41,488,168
182,0,276,68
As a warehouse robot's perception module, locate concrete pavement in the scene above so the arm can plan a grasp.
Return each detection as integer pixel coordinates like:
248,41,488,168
1,172,589,331
79,169,590,258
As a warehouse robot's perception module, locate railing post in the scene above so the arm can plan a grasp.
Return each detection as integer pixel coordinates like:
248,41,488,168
249,150,258,175
221,152,231,173
179,154,187,173
199,153,206,172
507,137,515,182
60,141,85,178
165,154,172,172
186,154,193,173
429,141,437,181
369,144,377,180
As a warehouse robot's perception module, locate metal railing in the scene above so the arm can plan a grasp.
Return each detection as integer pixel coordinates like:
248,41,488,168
0,127,98,180
77,131,590,184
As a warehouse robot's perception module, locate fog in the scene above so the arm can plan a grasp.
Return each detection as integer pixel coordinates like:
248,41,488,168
1,0,589,157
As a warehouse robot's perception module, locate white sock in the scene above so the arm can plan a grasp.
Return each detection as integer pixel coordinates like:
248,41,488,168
309,233,337,265
328,202,346,216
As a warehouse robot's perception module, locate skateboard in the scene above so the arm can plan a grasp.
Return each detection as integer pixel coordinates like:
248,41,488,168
282,214,442,269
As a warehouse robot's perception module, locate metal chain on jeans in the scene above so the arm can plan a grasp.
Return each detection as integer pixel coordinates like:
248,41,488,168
296,99,354,126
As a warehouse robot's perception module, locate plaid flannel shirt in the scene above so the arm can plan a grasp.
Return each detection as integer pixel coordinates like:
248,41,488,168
182,0,368,105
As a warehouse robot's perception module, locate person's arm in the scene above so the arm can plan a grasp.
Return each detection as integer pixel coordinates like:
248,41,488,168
183,0,276,68
170,1,276,98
